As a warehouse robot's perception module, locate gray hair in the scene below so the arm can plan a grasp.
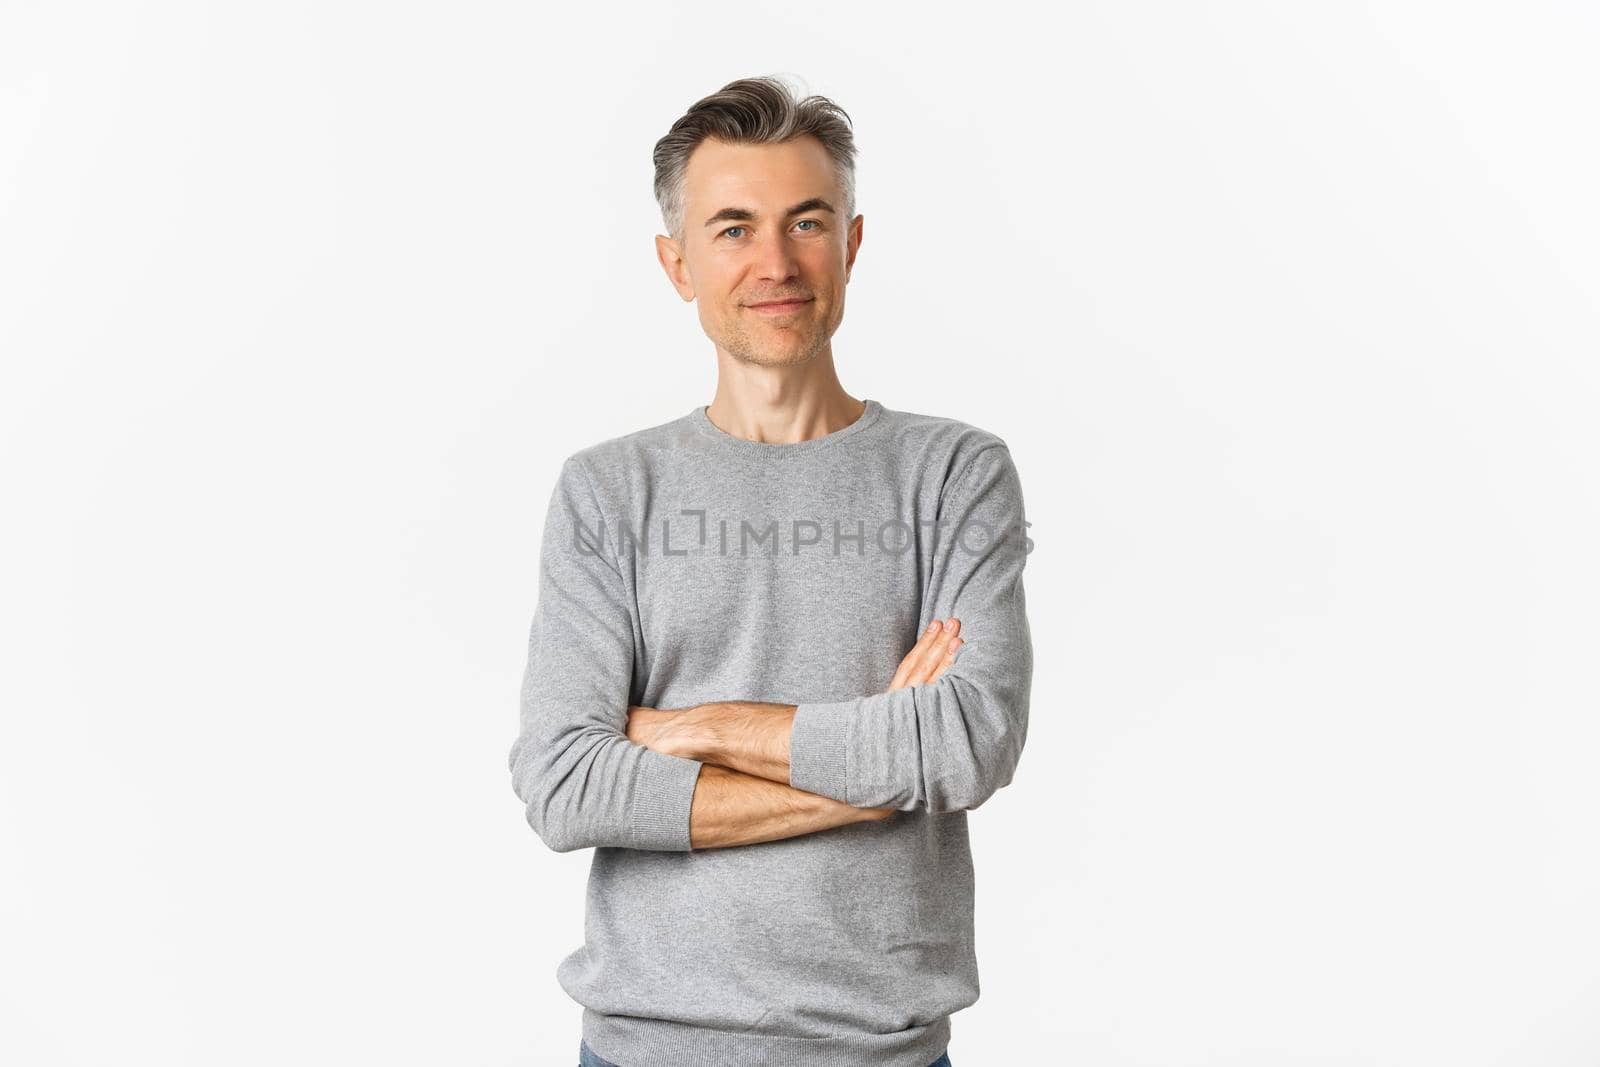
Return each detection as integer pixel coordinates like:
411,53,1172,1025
652,75,858,243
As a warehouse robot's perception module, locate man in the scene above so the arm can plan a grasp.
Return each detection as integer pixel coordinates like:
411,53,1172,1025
508,75,1033,1067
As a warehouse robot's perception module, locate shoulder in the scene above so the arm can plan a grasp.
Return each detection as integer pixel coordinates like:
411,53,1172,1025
874,401,1019,493
554,408,698,487
876,400,1012,455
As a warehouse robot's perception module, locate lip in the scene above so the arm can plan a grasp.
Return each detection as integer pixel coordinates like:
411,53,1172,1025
745,298,812,315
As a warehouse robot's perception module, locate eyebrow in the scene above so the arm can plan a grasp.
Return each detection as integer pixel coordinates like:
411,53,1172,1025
703,197,837,228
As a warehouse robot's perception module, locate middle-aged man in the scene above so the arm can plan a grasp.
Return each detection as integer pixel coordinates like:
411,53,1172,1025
508,75,1034,1067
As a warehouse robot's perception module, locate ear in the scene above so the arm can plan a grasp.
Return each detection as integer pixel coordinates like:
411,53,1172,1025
655,234,696,301
845,213,864,281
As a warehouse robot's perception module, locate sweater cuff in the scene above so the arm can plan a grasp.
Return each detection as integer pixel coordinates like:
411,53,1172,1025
788,698,855,804
634,748,706,851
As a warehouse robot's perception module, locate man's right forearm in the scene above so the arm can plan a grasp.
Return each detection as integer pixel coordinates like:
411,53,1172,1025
689,763,891,850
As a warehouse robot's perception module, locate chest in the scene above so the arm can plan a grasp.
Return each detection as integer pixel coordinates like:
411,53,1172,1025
622,468,938,706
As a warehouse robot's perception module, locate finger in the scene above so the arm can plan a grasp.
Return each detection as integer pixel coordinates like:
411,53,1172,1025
906,618,959,685
901,619,947,686
928,633,962,672
904,618,954,686
889,619,944,690
926,636,963,683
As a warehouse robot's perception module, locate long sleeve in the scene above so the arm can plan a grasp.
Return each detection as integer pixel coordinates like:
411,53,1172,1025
507,455,705,853
787,443,1034,812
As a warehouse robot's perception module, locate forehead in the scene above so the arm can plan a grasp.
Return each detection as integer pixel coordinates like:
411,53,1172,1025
681,136,841,213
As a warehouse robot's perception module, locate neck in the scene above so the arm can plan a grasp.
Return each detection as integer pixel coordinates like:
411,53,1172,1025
704,353,864,445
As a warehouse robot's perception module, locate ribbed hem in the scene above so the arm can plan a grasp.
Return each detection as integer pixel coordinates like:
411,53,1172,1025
788,698,855,804
632,748,705,851
583,1007,951,1067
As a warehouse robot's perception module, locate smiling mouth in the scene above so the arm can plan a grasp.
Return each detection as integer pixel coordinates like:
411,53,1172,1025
746,299,813,314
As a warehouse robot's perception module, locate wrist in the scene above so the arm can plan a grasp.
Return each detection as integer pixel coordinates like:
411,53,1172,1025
677,700,796,783
681,702,725,763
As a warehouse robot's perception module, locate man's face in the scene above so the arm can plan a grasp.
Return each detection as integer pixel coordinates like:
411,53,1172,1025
656,136,862,368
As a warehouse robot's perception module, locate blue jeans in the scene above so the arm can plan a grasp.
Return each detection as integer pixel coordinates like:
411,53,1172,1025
580,1037,952,1066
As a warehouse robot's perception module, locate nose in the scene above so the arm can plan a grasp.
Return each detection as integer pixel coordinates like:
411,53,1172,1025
752,229,801,284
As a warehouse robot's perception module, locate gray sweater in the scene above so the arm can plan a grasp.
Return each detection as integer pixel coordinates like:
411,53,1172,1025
508,398,1034,1067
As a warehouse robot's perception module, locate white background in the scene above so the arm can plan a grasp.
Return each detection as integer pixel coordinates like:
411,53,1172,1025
3,2,1597,1064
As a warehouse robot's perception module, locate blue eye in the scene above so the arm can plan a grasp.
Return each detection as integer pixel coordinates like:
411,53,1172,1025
719,220,822,240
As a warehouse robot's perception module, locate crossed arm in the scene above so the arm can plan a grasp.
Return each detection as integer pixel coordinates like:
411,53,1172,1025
510,445,1031,854
632,619,966,850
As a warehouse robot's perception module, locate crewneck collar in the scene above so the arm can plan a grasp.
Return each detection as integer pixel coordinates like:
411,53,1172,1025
688,398,884,457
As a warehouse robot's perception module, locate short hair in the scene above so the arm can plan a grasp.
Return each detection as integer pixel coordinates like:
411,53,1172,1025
652,75,858,242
